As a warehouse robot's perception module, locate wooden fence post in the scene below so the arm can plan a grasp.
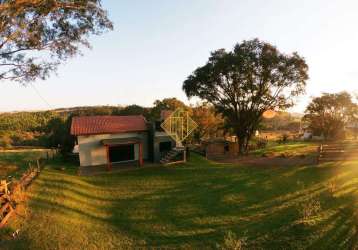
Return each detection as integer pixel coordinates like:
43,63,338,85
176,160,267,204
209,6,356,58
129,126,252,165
37,159,41,172
1,180,8,194
317,144,323,165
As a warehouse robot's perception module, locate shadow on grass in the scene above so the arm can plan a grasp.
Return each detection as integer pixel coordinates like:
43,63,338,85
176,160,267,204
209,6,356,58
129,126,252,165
3,154,358,249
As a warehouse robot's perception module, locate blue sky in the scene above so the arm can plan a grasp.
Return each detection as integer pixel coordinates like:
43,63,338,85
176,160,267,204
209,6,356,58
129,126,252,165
1,0,358,112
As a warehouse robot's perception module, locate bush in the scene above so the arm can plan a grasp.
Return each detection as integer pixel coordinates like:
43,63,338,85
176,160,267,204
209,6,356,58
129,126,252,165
281,133,290,143
283,133,289,142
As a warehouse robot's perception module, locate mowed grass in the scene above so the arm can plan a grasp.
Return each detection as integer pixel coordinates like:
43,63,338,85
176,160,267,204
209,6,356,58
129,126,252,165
252,141,319,157
1,149,358,249
0,149,51,179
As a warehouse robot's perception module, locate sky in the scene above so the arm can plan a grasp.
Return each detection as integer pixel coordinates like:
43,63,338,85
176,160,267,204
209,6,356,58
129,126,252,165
1,0,358,113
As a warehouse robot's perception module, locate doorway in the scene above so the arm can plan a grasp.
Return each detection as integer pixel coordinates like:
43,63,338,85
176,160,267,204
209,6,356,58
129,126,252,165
109,144,135,163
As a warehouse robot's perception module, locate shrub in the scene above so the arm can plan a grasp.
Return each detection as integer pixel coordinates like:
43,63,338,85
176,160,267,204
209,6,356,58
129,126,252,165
216,231,247,250
281,133,289,143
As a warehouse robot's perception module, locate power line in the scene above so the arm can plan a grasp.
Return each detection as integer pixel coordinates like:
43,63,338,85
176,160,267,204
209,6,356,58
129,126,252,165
29,83,53,109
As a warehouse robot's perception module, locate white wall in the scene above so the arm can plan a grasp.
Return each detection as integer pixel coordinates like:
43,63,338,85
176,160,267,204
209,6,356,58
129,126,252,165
78,132,148,167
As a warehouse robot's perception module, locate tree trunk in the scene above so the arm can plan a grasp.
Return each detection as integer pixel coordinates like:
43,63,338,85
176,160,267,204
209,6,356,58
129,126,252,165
237,129,254,155
237,134,246,155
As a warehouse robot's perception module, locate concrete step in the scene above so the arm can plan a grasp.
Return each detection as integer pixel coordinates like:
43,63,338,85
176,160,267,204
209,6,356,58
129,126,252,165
160,148,185,164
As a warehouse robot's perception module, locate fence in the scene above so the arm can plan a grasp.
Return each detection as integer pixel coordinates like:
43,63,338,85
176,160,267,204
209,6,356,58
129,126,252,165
0,180,12,227
0,149,58,228
317,144,323,164
317,142,358,164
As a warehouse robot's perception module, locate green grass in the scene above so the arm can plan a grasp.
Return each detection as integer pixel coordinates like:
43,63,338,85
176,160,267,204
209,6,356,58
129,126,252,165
251,141,319,157
0,149,51,179
1,150,358,249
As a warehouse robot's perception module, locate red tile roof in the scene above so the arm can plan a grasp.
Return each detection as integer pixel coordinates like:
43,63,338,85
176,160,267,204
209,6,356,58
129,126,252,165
71,115,147,136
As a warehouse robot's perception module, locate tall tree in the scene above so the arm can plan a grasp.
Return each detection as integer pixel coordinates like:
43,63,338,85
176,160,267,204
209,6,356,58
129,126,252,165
183,39,308,154
150,98,187,120
46,115,75,155
303,92,357,140
0,0,112,83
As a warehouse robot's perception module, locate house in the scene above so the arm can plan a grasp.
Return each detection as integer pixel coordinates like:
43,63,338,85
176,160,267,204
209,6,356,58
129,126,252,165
300,125,324,141
71,115,175,169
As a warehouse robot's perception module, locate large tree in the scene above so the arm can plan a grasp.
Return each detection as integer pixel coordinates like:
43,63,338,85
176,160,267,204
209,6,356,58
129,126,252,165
46,115,75,155
183,39,308,154
303,92,357,140
0,0,112,83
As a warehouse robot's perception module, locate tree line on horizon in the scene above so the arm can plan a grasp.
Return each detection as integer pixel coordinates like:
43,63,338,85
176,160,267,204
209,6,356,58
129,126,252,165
0,97,307,151
0,98,225,151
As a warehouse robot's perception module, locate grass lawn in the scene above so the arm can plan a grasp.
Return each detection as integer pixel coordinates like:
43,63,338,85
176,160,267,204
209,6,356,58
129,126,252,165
251,141,319,157
0,149,52,179
1,147,358,249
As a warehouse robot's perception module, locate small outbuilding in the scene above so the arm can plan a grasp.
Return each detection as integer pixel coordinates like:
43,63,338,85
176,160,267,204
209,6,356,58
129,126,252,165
202,138,238,159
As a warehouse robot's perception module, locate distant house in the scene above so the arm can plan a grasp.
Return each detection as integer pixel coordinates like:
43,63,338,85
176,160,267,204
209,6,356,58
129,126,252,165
301,131,324,141
71,115,175,169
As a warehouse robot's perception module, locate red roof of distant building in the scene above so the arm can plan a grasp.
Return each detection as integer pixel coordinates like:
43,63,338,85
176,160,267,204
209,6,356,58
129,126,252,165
71,115,147,136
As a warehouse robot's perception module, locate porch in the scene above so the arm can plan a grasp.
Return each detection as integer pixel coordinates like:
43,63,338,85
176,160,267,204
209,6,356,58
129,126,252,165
101,137,144,171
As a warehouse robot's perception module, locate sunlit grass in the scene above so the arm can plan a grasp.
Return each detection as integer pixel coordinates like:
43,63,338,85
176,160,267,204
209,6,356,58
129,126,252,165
1,151,358,249
0,149,50,179
251,141,319,156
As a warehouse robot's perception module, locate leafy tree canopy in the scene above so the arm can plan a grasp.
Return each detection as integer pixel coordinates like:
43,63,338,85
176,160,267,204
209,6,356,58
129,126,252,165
183,39,308,153
46,115,75,154
0,0,112,83
150,98,187,120
116,105,151,120
303,91,358,139
191,103,224,142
